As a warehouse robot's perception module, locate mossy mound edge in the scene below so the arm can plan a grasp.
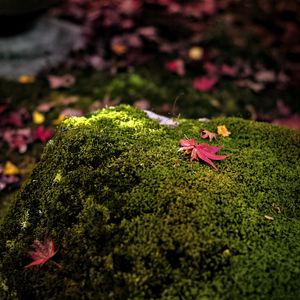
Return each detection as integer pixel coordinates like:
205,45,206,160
1,105,300,300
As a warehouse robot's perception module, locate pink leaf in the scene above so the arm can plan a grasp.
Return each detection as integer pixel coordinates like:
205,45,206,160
255,70,276,83
220,64,238,77
48,74,76,89
196,150,218,170
203,62,218,76
193,76,218,92
36,102,54,113
87,55,105,71
202,0,217,15
179,138,197,150
3,108,30,127
197,146,230,161
165,59,185,76
198,143,224,154
25,239,61,269
235,79,264,92
137,27,157,40
200,129,217,141
179,140,230,170
2,128,34,153
35,126,54,143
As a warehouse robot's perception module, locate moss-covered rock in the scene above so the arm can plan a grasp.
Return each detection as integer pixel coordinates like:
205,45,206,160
1,105,300,300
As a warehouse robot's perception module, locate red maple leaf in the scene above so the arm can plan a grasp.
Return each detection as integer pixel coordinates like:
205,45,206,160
179,139,230,170
25,239,62,269
165,59,185,76
193,76,218,92
35,126,54,143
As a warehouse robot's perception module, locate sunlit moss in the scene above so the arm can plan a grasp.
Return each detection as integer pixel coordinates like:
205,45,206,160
53,171,63,183
19,209,30,230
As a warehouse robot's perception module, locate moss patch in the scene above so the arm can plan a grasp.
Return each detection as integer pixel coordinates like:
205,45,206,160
1,105,300,299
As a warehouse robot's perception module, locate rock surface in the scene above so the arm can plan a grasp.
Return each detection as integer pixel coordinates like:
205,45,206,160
0,17,81,80
0,106,300,299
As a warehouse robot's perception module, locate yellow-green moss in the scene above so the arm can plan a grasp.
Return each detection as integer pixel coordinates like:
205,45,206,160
1,105,300,299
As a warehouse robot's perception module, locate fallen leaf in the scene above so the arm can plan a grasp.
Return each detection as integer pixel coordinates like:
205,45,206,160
137,26,157,41
87,55,106,70
18,75,35,84
178,138,197,155
111,42,127,55
200,129,217,141
193,76,218,92
59,96,79,106
264,215,274,221
36,102,54,113
3,108,30,127
2,128,34,153
126,34,142,48
32,111,45,125
202,0,217,15
48,74,76,89
165,59,185,76
217,125,231,137
35,126,54,142
5,112,24,127
255,70,276,83
220,64,238,77
179,139,230,170
3,161,19,175
235,79,264,92
25,239,61,269
52,114,65,125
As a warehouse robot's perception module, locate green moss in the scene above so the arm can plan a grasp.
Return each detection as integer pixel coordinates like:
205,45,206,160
1,105,300,299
